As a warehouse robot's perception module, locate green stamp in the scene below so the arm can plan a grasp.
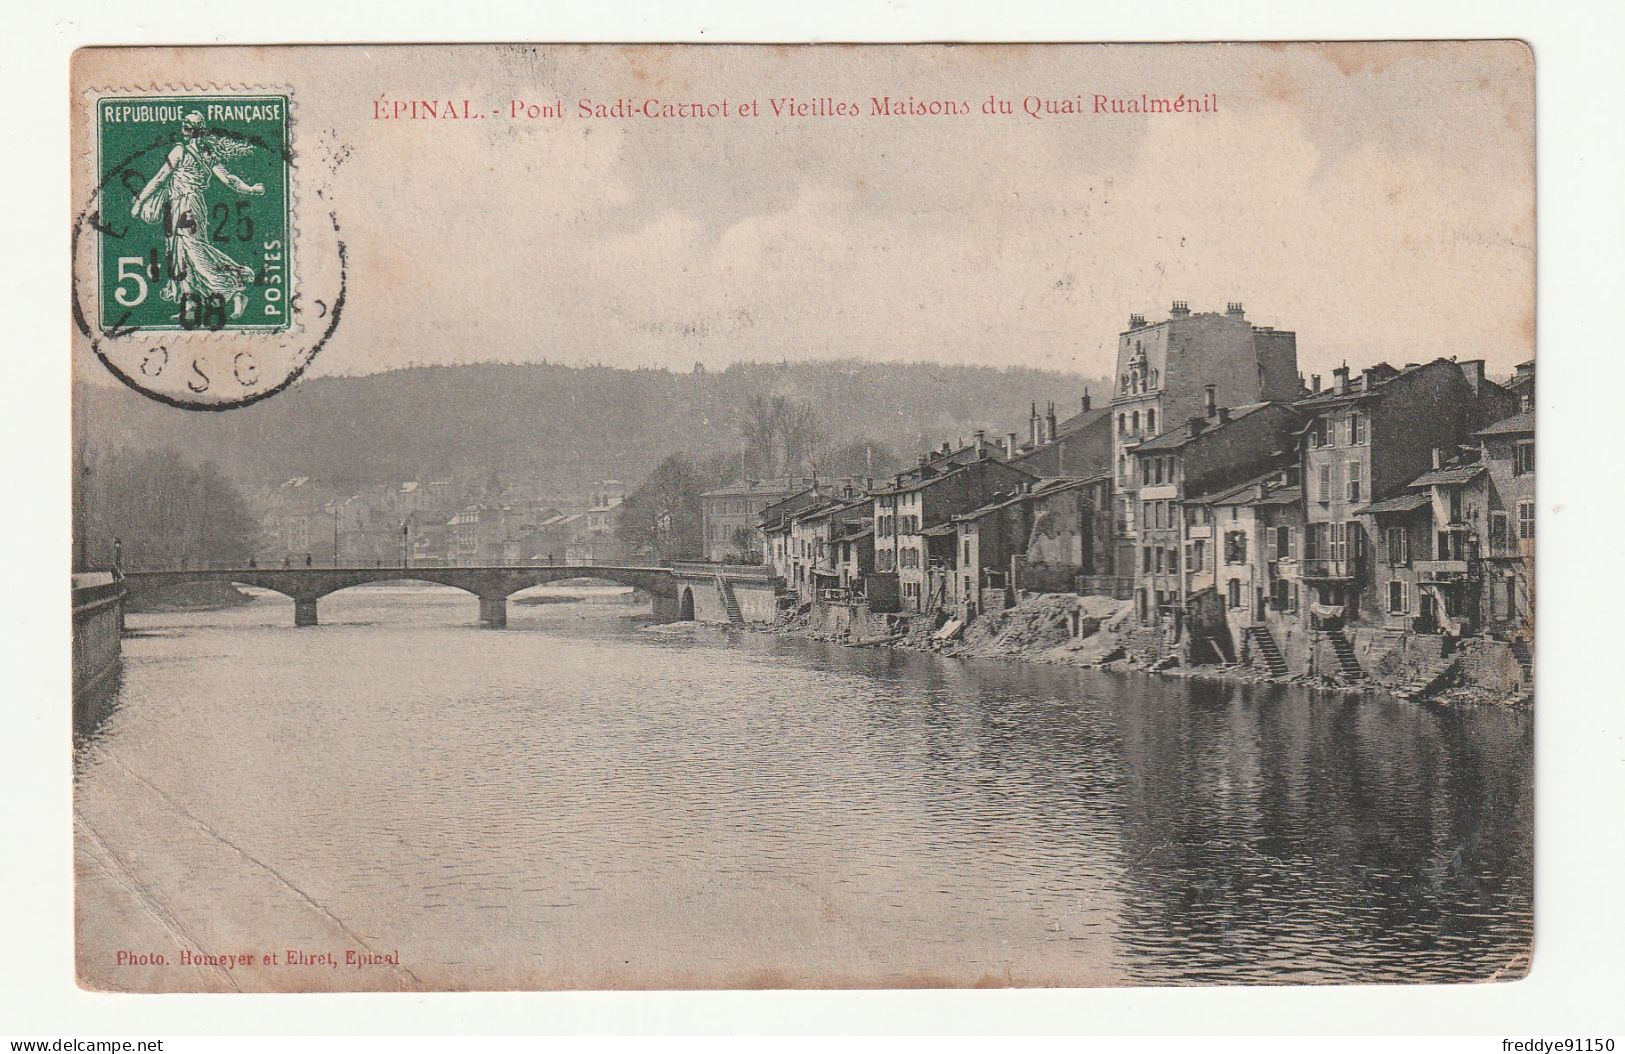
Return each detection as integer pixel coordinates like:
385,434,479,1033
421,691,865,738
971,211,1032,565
95,94,291,334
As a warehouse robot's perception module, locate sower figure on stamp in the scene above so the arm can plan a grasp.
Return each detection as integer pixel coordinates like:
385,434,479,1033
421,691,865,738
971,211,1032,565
129,111,263,320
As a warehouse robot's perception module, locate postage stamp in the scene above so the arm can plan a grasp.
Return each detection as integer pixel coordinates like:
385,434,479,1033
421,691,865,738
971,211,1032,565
73,76,346,411
94,94,292,335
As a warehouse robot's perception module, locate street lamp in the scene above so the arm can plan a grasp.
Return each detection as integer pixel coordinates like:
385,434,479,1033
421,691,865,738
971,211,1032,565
402,519,410,569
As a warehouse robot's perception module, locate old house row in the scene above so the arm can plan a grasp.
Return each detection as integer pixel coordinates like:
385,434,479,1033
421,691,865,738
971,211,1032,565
717,301,1532,684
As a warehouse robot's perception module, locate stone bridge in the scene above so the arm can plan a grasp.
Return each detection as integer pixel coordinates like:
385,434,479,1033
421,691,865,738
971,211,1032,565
122,565,678,628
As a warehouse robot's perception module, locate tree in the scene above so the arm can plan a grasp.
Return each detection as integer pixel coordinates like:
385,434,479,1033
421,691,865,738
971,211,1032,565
617,453,731,562
78,447,260,569
740,394,826,478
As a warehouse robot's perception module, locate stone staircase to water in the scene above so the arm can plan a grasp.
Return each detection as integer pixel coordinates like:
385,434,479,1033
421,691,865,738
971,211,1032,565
714,574,745,625
1246,626,1290,678
1394,658,1457,702
1327,631,1365,682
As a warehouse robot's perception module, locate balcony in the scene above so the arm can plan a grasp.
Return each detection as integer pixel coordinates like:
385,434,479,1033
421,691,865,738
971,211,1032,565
1299,558,1360,581
1414,558,1472,579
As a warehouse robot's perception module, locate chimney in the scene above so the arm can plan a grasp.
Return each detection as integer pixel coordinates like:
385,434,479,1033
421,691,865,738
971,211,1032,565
1029,402,1040,447
1217,407,1232,423
1046,402,1058,442
1170,300,1190,317
1432,447,1443,470
1188,416,1207,437
1332,363,1350,395
1226,302,1245,317
1311,374,1321,394
1128,313,1146,330
1204,384,1218,418
973,429,986,457
1457,359,1485,394
1005,432,1019,459
1081,388,1091,412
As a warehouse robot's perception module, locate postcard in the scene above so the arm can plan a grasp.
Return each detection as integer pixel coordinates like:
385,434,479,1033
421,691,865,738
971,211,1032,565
70,41,1534,991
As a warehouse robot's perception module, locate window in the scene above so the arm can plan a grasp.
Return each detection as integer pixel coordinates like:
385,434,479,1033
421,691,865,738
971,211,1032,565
1190,540,1205,572
1143,547,1153,573
1118,413,1126,434
1152,459,1163,484
1349,411,1366,445
1154,548,1165,574
1514,442,1534,476
1265,525,1279,561
1131,411,1140,432
1310,417,1330,447
1317,463,1332,503
1386,526,1409,565
1347,462,1363,502
1147,409,1157,434
1224,530,1247,564
1388,579,1409,614
1227,579,1242,608
963,539,972,563
1517,500,1535,539
1489,511,1510,553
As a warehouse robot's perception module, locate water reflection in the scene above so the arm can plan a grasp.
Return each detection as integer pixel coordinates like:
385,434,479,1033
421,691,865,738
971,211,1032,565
74,585,1531,990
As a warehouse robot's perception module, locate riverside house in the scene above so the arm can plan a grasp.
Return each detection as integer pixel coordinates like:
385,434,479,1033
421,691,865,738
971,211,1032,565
871,443,1034,613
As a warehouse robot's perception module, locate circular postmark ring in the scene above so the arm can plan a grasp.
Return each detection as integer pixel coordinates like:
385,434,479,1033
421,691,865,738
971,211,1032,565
72,91,346,411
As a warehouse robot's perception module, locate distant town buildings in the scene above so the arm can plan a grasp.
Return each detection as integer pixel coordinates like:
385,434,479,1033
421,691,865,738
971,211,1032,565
700,477,817,563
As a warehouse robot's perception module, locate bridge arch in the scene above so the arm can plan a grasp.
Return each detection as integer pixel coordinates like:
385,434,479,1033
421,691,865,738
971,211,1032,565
678,586,695,621
123,565,677,629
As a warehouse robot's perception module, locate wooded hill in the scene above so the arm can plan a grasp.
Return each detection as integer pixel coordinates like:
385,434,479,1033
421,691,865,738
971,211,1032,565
78,359,1106,492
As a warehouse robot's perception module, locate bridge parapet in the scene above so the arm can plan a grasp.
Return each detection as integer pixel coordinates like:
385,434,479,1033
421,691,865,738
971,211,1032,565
122,565,677,627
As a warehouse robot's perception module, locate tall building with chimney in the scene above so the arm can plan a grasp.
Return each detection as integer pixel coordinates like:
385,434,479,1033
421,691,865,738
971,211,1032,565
1110,301,1302,575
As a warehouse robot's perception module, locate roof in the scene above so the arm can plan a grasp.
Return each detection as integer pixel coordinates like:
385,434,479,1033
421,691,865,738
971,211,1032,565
1408,463,1484,488
1358,492,1429,515
951,475,1111,524
1187,472,1275,506
921,522,958,538
872,457,1034,496
1131,402,1274,454
1049,405,1112,440
792,496,869,524
829,524,874,545
1476,409,1534,437
702,476,816,499
1294,361,1422,408
1250,485,1302,507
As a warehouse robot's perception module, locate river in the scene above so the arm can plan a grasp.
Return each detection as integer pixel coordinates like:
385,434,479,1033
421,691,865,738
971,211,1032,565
74,583,1533,991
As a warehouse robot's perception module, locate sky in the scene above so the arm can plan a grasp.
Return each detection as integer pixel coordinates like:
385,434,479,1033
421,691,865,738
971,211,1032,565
76,42,1535,383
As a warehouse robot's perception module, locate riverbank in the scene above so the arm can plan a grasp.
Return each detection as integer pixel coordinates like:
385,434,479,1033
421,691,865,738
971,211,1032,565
124,580,255,613
767,592,1530,708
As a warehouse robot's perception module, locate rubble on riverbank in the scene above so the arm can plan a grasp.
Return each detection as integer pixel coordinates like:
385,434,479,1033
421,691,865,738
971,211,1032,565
765,591,1530,707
